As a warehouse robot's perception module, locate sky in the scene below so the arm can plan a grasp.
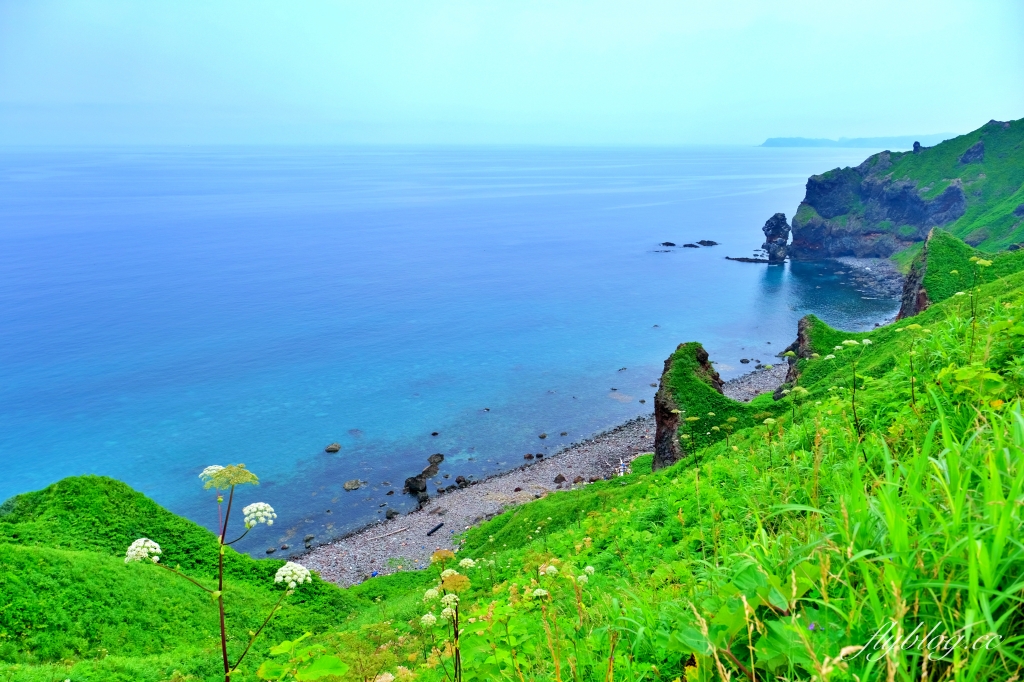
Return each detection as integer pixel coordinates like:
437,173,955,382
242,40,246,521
0,0,1022,145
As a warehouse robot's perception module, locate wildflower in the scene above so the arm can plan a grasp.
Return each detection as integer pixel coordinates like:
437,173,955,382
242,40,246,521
824,354,836,360
955,291,966,296
458,558,476,569
200,463,259,489
763,418,776,426
423,588,439,602
125,538,162,564
950,269,959,275
727,416,738,423
834,345,843,351
375,673,396,682
685,416,700,422
861,339,872,345
274,562,311,590
441,573,471,593
584,566,595,575
199,465,225,482
732,445,738,451
841,340,859,346
396,666,415,681
707,412,715,417
440,568,458,579
711,426,720,432
815,401,822,405
440,593,460,608
242,502,276,528
532,588,549,598
783,350,796,357
441,607,456,620
577,574,589,585
545,565,558,576
810,352,820,359
431,549,456,564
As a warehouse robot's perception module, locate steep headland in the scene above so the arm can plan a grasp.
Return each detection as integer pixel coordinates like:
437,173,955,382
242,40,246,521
776,118,1023,258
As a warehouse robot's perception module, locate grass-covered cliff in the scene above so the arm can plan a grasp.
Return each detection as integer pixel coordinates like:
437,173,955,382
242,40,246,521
789,117,1024,258
3,231,1024,681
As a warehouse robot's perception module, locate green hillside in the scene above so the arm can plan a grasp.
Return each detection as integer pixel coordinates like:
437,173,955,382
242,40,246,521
3,232,1024,681
790,117,1024,258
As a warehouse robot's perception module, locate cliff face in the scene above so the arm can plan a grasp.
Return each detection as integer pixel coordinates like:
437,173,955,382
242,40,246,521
783,118,1024,259
789,153,966,258
652,343,725,472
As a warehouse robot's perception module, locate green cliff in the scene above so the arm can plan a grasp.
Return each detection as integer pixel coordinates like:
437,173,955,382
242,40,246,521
788,117,1024,258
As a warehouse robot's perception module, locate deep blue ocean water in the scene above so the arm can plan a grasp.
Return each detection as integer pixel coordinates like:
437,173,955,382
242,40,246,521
0,146,898,555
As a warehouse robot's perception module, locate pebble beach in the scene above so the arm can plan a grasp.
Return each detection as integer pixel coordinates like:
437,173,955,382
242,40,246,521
299,364,787,586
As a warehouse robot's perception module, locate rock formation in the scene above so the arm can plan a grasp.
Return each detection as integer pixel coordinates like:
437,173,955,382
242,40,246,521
761,213,790,263
958,140,984,165
653,344,724,471
897,230,934,320
786,151,966,258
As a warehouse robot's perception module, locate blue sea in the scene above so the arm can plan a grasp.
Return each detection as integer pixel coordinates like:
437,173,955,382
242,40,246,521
0,146,897,555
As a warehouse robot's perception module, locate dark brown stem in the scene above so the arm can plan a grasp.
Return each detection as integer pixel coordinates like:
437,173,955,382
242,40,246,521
230,590,287,673
157,563,214,593
721,647,757,681
219,485,235,681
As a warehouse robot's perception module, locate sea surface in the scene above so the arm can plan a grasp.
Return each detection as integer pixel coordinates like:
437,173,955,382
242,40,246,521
0,146,899,555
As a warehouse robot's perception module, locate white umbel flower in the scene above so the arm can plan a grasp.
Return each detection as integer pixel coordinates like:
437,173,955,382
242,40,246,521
841,339,860,346
125,538,162,564
576,574,589,585
545,565,558,576
441,607,456,621
423,588,440,602
243,502,277,528
199,465,225,482
458,558,476,569
584,566,595,575
420,613,437,627
440,568,458,579
440,593,459,608
274,561,312,590
861,338,873,345
824,354,836,360
532,588,549,597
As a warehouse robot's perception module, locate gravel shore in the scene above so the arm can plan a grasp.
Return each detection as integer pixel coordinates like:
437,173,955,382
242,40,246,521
720,363,790,402
299,367,788,587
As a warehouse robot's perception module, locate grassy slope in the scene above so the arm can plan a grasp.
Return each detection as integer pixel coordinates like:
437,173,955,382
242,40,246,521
4,233,1024,681
0,476,375,681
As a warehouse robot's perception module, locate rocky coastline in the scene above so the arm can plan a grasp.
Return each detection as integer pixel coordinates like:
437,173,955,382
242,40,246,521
298,364,789,586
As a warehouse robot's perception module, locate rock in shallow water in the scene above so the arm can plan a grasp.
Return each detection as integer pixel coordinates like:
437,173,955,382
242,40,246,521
343,479,361,491
324,443,341,453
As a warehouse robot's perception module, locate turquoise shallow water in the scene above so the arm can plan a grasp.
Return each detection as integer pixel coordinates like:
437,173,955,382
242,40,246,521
0,146,897,555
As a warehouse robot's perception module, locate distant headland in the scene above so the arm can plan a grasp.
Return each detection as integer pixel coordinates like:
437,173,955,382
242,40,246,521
761,132,955,149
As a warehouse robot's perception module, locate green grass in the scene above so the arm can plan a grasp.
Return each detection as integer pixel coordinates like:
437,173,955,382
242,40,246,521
4,233,1024,681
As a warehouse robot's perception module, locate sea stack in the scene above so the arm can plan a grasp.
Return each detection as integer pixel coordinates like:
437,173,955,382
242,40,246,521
761,213,791,264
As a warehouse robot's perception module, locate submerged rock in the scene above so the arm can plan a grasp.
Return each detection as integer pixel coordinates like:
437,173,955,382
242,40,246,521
324,443,341,453
343,479,361,491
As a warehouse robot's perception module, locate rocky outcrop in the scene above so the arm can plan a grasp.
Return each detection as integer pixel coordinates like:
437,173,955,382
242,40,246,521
776,316,815,395
958,140,984,164
761,213,791,263
897,230,933,319
403,453,446,502
652,354,682,472
653,344,724,472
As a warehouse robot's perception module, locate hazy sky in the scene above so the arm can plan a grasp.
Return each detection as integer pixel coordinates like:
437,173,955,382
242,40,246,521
1,0,1021,145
